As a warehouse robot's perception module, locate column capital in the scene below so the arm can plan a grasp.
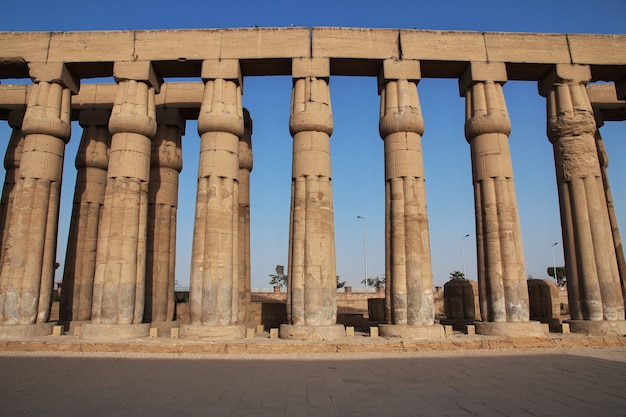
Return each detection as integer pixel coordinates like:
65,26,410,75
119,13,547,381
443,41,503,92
28,63,80,94
113,61,163,93
617,77,626,101
292,57,330,79
156,107,186,135
459,62,507,97
538,64,591,97
79,109,111,127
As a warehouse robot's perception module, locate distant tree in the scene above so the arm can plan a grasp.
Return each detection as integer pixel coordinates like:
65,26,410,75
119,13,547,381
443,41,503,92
547,266,566,289
449,270,466,280
361,275,385,289
336,276,346,289
269,265,288,288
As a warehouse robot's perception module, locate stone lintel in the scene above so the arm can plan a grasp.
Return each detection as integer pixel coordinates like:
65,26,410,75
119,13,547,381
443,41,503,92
538,64,592,97
28,62,80,94
0,85,28,111
113,61,163,93
201,59,242,85
156,107,186,133
292,57,330,79
458,61,507,97
79,108,111,126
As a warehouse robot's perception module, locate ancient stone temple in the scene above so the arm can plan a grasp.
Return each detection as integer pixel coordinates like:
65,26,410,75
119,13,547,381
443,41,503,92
0,28,624,340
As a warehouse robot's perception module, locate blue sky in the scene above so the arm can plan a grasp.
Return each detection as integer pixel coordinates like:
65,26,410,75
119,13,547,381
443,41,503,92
1,0,625,290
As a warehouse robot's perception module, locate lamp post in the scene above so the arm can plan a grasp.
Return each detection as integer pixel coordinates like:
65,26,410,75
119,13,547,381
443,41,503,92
461,234,470,277
551,242,558,285
357,216,368,291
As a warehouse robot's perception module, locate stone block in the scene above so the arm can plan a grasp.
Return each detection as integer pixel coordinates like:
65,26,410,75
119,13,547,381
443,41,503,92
444,325,453,336
52,325,64,336
484,32,570,64
466,325,476,335
560,323,570,334
346,326,355,337
47,31,135,63
113,61,162,91
568,34,626,66
539,64,592,96
149,328,158,338
458,62,507,96
256,324,265,334
541,323,550,333
370,326,379,338
170,328,180,338
201,59,242,83
380,59,421,81
312,27,399,59
27,63,80,94
270,328,279,339
401,30,487,62
0,32,51,65
292,57,330,78
246,328,255,339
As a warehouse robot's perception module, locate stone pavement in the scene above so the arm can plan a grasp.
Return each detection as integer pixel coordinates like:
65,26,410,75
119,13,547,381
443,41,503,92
1,346,625,417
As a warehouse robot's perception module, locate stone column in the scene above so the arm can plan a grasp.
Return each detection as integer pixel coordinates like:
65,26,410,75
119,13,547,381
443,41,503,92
144,108,183,335
237,108,253,324
280,58,344,341
59,109,111,329
0,111,26,259
376,60,443,339
615,78,626,312
83,61,161,340
0,64,78,339
460,62,543,337
182,60,245,340
539,64,625,335
593,110,626,319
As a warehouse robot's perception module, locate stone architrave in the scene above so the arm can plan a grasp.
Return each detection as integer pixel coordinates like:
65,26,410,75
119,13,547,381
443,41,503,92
237,108,253,324
144,108,184,334
0,111,26,260
280,58,344,341
460,62,543,337
84,61,161,340
376,59,443,340
539,64,625,335
59,109,111,326
0,63,78,338
593,112,626,318
183,59,245,340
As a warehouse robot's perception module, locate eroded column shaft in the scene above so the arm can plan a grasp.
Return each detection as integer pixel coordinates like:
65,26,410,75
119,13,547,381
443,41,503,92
539,65,624,321
60,109,110,322
287,72,337,327
0,78,74,325
92,75,157,325
238,109,253,323
145,109,183,323
190,74,243,326
379,76,434,326
463,79,529,323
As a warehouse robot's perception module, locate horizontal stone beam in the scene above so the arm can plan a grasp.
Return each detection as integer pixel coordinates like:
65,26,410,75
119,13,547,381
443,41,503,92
587,83,626,122
1,28,625,81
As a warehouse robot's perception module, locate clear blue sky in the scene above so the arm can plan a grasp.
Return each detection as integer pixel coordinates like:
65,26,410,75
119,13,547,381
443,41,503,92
1,0,624,290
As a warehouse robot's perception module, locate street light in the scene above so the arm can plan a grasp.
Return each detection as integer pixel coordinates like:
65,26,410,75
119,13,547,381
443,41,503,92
461,234,470,277
551,242,559,284
357,216,368,291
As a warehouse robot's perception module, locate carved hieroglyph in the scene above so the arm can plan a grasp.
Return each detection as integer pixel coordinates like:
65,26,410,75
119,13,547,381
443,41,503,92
540,64,624,321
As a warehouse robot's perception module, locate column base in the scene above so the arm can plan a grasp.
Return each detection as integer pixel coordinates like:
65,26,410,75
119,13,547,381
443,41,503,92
150,320,180,337
279,324,345,341
80,323,150,340
179,324,245,341
379,324,445,339
565,319,626,336
474,321,546,337
0,323,54,339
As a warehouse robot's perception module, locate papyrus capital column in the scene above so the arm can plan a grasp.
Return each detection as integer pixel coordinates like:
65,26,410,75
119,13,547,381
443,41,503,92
459,62,540,336
60,109,111,325
238,108,253,324
145,108,184,330
377,59,443,339
539,64,624,332
0,63,78,336
184,59,245,340
281,58,344,341
85,61,160,339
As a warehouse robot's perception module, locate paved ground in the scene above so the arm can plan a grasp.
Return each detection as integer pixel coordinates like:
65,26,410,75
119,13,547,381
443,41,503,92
1,348,625,416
